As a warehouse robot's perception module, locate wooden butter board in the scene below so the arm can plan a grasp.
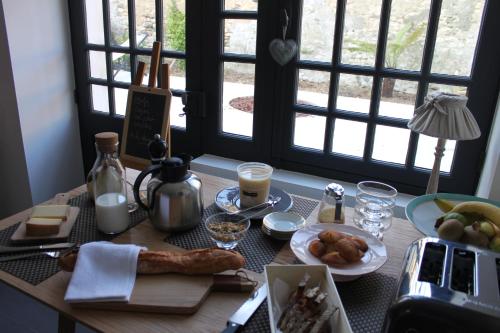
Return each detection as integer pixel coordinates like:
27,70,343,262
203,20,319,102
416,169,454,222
70,274,245,314
10,207,80,244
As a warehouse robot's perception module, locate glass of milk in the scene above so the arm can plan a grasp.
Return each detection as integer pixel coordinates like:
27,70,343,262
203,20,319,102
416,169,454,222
91,132,130,234
237,162,273,208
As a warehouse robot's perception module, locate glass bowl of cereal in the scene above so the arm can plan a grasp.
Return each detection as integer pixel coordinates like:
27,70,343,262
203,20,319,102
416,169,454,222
205,212,250,249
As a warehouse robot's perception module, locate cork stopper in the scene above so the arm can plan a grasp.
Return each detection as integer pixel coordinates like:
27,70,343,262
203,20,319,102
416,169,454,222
95,132,119,153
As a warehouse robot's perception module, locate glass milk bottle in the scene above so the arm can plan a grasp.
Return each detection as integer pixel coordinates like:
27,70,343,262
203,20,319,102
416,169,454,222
91,132,130,234
318,183,345,224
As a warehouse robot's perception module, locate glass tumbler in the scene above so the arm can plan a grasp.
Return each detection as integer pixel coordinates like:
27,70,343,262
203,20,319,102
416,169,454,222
353,181,397,240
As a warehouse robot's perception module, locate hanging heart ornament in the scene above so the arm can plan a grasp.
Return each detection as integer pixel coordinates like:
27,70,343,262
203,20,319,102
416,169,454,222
269,39,298,66
269,9,297,66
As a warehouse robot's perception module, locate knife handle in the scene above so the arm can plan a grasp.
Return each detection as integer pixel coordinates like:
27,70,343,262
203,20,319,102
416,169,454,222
221,322,240,333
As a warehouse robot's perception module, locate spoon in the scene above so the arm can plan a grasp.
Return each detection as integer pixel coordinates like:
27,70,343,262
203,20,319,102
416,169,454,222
235,197,281,223
230,197,282,215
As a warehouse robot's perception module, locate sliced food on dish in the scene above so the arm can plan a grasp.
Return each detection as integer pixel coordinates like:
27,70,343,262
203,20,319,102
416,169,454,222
291,224,387,279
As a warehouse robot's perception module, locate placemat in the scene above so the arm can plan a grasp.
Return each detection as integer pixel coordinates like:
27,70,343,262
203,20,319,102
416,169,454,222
166,195,319,273
0,192,148,285
241,272,398,333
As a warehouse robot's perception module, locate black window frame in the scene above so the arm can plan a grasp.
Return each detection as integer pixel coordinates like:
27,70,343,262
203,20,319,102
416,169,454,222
69,0,500,195
274,0,500,195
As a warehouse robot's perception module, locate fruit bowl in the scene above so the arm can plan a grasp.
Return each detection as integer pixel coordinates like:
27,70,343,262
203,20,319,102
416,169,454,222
406,193,500,252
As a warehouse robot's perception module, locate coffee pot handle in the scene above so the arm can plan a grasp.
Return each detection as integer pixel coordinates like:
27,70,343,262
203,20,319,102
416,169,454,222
133,164,162,210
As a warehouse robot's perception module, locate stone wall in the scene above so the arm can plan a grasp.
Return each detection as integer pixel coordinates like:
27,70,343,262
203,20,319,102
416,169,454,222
108,0,484,96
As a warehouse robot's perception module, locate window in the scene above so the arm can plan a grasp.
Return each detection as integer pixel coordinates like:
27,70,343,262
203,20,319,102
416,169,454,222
69,0,500,195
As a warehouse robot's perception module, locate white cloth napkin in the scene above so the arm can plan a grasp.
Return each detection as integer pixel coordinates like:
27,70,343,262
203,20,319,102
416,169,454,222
64,242,144,303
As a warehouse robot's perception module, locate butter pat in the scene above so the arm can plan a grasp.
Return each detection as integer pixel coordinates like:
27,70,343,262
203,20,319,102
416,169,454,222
32,205,70,221
26,218,62,236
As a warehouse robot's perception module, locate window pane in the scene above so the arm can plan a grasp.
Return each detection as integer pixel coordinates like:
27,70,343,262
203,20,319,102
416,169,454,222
91,85,109,113
332,119,366,157
431,0,485,76
163,0,185,52
114,87,128,116
224,19,257,55
428,83,467,96
163,58,186,90
372,125,410,164
341,0,382,66
224,0,257,11
85,0,104,44
293,113,326,150
297,69,330,108
385,0,430,71
379,79,418,119
337,74,372,114
414,135,456,172
170,96,186,129
89,51,107,80
110,0,129,46
112,53,131,83
222,62,255,137
300,0,336,62
135,0,156,48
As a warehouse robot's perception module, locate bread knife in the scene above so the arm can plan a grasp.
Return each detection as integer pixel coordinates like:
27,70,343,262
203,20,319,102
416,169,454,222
0,242,74,254
221,284,267,333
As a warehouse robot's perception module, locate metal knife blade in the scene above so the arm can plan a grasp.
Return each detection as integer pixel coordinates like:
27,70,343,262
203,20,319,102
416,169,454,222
221,284,267,333
0,242,74,254
0,252,50,262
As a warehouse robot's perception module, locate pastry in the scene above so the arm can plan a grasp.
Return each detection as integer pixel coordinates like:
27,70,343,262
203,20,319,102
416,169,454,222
309,229,369,267
318,230,345,244
308,239,326,258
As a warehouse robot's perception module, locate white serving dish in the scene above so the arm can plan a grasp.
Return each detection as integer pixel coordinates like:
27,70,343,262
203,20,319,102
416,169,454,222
264,264,353,333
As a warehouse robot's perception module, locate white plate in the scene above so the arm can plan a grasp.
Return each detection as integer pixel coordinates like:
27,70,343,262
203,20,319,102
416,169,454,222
263,212,306,232
290,224,387,280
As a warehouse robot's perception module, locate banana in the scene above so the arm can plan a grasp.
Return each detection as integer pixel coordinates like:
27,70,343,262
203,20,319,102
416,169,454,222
450,201,500,228
433,197,456,213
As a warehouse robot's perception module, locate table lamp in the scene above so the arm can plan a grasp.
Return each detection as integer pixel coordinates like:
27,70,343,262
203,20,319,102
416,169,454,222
407,92,481,194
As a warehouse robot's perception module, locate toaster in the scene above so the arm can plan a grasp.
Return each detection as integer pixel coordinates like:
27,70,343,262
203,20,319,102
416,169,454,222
384,237,500,333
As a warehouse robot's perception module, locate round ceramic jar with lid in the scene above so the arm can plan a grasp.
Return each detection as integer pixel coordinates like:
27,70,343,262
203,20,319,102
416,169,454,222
318,183,345,224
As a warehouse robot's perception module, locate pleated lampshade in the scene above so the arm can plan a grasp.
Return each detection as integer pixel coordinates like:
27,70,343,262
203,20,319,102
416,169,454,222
407,92,481,140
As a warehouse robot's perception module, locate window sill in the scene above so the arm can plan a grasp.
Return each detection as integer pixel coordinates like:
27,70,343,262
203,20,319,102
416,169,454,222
191,154,415,219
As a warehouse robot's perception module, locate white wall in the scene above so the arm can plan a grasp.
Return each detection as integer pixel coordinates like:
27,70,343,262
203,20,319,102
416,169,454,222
0,0,84,217
477,92,500,200
0,1,32,218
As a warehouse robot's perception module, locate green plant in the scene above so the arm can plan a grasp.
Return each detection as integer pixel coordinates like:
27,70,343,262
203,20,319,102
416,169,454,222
345,22,426,97
166,0,185,52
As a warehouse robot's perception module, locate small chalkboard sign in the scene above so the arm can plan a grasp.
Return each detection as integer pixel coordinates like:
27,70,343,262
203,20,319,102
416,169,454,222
120,85,171,170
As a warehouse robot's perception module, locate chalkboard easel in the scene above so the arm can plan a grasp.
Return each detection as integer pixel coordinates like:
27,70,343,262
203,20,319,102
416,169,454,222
120,41,172,170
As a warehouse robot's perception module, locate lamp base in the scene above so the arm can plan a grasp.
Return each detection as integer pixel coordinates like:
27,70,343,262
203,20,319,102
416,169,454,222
426,137,447,194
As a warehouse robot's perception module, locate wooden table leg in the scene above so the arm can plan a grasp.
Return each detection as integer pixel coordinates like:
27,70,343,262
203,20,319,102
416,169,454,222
58,312,75,333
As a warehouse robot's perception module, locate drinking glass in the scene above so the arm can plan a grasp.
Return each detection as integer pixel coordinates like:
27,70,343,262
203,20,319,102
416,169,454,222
353,181,397,240
237,162,273,208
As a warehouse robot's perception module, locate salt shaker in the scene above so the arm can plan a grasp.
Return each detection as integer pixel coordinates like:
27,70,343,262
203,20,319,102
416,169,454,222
91,132,130,234
318,183,345,224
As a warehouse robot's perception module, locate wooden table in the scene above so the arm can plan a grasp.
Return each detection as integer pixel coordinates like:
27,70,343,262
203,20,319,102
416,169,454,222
0,171,423,333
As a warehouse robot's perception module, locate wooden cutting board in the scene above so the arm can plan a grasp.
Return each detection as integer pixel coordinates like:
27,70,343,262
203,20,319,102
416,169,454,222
70,273,254,314
10,207,80,244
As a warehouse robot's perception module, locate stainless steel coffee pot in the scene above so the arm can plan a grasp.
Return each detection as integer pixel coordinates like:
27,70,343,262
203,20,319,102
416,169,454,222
133,156,203,232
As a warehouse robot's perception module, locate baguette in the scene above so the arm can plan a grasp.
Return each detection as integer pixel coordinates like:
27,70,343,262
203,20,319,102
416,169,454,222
59,248,245,275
